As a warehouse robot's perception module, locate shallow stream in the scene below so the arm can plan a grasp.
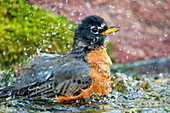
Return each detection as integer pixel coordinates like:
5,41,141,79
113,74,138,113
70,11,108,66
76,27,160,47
0,58,169,112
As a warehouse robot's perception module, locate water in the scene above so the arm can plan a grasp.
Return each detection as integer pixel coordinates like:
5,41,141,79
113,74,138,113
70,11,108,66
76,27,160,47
0,58,169,112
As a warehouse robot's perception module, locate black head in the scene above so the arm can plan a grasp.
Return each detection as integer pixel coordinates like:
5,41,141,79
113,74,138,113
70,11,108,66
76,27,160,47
73,15,119,50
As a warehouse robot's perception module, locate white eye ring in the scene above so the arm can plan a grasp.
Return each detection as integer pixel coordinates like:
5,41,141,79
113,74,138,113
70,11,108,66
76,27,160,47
91,26,99,34
101,23,106,28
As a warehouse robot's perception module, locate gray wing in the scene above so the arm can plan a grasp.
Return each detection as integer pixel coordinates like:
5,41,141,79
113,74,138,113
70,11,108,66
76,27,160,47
0,53,92,98
27,61,92,98
0,53,60,98
53,61,92,83
53,61,93,96
14,53,61,89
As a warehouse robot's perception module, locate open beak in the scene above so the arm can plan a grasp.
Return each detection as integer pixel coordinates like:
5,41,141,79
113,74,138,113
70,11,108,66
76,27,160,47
101,26,120,35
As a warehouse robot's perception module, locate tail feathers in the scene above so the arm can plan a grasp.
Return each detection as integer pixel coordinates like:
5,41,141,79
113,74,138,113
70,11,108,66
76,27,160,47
0,86,17,98
0,76,92,100
0,83,36,98
0,81,55,99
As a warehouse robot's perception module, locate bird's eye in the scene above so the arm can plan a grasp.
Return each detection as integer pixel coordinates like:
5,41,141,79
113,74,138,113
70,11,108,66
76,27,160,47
92,27,98,32
91,26,99,34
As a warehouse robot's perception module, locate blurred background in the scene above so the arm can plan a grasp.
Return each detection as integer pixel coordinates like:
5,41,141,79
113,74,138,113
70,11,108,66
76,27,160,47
28,0,170,63
0,0,169,84
0,1,170,112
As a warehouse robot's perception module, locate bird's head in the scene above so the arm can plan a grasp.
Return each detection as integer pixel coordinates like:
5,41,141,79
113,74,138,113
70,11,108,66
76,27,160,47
73,15,119,50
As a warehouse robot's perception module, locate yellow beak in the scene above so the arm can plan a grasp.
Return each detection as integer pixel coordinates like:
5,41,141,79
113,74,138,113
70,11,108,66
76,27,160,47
101,26,120,35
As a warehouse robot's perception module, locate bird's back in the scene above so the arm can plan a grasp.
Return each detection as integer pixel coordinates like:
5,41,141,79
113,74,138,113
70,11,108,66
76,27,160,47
0,48,92,98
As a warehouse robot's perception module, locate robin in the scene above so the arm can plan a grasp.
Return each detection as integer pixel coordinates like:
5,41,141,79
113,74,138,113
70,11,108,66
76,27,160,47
0,15,119,103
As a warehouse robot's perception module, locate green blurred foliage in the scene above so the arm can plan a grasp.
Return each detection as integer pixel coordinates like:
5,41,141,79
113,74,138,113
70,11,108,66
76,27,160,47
0,0,76,68
106,42,116,62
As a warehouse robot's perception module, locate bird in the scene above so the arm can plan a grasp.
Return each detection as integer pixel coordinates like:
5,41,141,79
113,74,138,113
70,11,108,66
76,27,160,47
0,15,119,103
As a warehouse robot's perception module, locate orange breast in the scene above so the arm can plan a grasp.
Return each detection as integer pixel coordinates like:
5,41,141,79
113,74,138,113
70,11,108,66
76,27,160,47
55,46,112,103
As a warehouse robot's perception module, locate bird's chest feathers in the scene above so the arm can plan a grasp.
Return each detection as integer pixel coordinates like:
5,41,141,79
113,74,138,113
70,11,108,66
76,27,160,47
86,46,112,96
87,46,112,67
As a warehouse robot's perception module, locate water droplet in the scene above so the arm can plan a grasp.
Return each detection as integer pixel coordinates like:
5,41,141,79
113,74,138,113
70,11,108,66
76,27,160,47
102,66,107,71
52,7,56,11
49,66,53,69
156,0,160,4
78,17,81,20
164,32,167,37
118,9,122,13
52,32,56,35
58,23,60,26
3,51,5,55
71,10,77,16
159,73,163,77
126,13,130,18
131,25,135,29
134,52,136,55
25,17,28,20
67,45,70,48
159,37,162,42
45,49,49,52
42,16,46,19
48,45,52,48
46,33,50,36
144,8,148,12
68,24,73,29
109,5,115,9
116,15,121,20
127,50,130,54
112,32,116,35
